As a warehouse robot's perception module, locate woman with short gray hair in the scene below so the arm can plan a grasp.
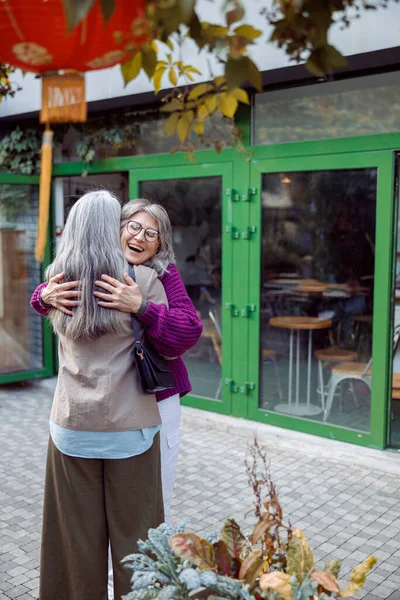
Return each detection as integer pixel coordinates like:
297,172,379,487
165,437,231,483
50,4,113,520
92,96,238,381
38,191,166,600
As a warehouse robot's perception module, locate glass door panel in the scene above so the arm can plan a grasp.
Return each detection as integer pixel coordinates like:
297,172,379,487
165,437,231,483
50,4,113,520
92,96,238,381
0,181,52,382
248,152,394,447
130,163,233,413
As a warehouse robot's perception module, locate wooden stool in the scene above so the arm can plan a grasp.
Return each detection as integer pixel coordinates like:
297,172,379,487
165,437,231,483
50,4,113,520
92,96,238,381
314,348,358,410
262,348,283,400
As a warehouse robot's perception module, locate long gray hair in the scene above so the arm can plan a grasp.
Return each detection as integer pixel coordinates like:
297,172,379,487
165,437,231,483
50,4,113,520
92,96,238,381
121,199,175,275
46,190,128,340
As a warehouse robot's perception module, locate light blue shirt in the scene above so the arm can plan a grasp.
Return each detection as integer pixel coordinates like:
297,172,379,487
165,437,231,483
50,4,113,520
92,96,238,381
49,421,161,459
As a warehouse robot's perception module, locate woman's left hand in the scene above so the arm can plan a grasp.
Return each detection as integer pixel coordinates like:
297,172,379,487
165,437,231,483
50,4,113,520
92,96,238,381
94,273,143,313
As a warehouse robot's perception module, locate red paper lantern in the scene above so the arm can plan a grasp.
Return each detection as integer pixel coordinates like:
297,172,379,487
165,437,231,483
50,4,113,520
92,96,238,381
0,0,147,75
0,0,148,261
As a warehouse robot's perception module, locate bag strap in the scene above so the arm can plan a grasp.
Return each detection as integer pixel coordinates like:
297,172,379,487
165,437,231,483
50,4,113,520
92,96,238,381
128,265,142,348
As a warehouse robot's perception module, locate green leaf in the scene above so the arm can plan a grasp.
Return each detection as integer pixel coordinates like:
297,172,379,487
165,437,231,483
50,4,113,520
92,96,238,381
323,558,341,578
287,529,314,577
142,47,157,79
121,53,142,84
62,0,95,32
226,56,262,92
234,24,262,41
99,0,115,22
306,44,347,77
220,518,246,558
245,56,262,92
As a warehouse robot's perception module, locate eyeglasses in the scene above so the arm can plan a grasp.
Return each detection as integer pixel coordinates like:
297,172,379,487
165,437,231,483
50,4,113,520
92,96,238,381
126,220,160,242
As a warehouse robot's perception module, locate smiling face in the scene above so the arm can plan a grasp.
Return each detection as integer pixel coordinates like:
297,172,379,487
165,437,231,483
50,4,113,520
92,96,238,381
120,211,160,265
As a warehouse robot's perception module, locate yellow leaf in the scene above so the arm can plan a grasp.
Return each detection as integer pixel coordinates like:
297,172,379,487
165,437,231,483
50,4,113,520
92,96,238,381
197,103,209,121
160,99,183,112
151,40,158,52
231,87,250,104
170,533,216,570
186,66,202,75
193,121,204,136
153,68,165,93
165,112,180,136
188,82,214,100
177,115,191,143
234,24,263,41
120,52,142,84
286,529,314,577
186,110,194,123
166,39,174,51
213,75,226,88
205,94,218,115
341,556,376,599
259,572,293,600
169,68,178,86
218,92,238,119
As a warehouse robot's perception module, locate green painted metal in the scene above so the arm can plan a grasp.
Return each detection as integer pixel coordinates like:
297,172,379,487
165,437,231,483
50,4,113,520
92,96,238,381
129,162,235,415
0,176,54,385
247,151,395,450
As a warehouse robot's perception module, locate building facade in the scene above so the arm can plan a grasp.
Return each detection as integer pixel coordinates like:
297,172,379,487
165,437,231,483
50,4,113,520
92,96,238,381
1,2,400,451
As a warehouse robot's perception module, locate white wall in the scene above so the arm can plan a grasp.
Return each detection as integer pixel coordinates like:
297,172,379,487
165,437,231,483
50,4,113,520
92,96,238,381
1,0,400,118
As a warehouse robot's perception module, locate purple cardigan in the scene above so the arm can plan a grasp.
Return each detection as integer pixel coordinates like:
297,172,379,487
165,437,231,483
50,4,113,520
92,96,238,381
30,264,203,402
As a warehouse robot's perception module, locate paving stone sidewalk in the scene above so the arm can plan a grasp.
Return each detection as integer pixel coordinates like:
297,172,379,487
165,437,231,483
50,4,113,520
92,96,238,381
0,379,400,600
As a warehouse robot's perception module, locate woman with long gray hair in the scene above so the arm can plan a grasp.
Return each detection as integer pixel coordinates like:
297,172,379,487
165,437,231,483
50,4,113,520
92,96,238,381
39,191,166,600
31,198,203,524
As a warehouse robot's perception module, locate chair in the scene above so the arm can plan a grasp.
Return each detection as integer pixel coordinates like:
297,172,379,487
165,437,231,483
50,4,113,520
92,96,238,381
323,358,372,421
208,309,222,399
262,348,283,401
314,347,358,410
323,324,400,421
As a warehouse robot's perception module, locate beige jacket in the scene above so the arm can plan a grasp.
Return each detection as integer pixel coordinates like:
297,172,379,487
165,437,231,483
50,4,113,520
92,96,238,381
50,265,167,432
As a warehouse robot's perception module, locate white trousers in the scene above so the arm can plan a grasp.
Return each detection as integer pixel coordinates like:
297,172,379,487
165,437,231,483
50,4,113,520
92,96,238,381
108,393,181,599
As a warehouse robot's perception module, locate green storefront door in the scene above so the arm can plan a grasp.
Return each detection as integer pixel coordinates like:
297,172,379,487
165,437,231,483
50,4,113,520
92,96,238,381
244,151,395,449
129,162,237,414
0,175,54,384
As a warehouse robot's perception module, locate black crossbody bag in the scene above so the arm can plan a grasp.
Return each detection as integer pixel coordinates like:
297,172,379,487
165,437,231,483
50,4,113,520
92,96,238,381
129,266,175,394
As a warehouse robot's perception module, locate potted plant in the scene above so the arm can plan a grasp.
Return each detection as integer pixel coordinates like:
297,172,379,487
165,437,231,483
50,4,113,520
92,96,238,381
122,440,375,600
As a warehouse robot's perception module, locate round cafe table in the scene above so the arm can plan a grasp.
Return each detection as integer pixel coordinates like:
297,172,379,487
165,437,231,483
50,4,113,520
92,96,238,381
269,316,332,417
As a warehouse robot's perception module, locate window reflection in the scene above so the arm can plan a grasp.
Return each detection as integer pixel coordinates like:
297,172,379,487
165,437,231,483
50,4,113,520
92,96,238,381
0,185,44,375
260,169,376,432
140,177,222,401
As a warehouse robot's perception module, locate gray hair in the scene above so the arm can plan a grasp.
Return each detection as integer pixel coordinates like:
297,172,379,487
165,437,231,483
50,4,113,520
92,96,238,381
121,199,175,275
46,190,128,340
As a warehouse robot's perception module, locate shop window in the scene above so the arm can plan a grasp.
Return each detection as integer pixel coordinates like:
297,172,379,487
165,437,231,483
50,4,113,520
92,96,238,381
0,184,44,375
253,72,400,145
54,109,234,164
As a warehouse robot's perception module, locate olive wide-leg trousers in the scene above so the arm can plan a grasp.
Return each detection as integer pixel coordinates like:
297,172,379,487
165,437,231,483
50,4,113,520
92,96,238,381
39,435,163,600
